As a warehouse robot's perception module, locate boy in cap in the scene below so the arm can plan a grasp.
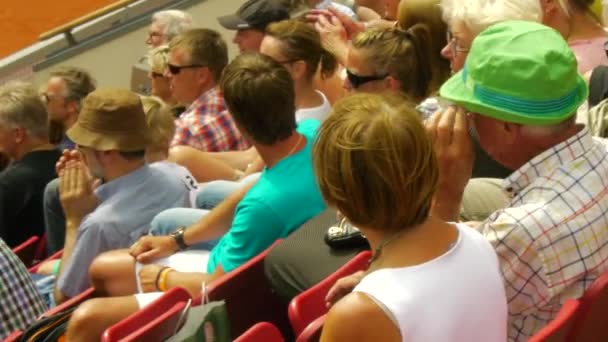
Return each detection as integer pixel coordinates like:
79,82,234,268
428,20,608,340
52,89,197,304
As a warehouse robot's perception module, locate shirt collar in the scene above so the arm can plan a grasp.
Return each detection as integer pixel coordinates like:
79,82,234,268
185,86,221,112
503,126,593,195
95,164,150,202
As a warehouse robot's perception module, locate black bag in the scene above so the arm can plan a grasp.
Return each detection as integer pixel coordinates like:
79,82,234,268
19,307,75,342
324,217,369,249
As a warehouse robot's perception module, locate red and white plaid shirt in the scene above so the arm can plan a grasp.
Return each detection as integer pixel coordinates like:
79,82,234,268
480,126,608,341
171,87,249,151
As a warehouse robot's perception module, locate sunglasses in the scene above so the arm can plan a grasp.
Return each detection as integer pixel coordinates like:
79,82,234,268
167,63,204,75
346,69,388,89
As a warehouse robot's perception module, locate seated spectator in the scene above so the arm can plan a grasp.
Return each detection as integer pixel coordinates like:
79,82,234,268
168,29,249,152
217,0,290,53
42,66,96,151
331,21,608,340
265,24,447,300
145,10,192,48
316,93,507,342
140,96,176,163
0,238,47,339
42,67,96,253
65,53,327,341
171,19,337,187
0,82,61,247
146,46,183,115
541,0,608,74
49,88,198,304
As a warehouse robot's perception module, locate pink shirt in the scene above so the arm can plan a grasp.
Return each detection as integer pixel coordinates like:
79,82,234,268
570,36,608,74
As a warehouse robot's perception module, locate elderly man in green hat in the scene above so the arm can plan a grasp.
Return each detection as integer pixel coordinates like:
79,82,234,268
428,21,608,340
51,88,197,305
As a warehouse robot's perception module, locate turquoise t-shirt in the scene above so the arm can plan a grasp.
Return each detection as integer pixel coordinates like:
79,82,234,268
207,120,326,273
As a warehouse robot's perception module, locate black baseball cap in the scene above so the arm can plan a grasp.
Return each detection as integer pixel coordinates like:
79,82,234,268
217,0,290,31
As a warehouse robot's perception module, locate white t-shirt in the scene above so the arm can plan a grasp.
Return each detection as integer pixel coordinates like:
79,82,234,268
295,91,331,123
354,223,507,342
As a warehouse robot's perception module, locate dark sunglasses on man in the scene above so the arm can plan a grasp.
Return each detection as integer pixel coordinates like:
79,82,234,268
346,69,388,89
167,63,204,75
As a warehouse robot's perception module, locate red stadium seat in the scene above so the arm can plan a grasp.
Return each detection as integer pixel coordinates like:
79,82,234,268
102,287,191,342
12,235,40,267
569,270,608,341
528,299,582,342
234,322,284,342
288,251,371,336
295,314,326,342
199,240,291,339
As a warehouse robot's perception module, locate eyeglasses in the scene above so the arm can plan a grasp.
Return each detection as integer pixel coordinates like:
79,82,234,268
346,69,388,89
167,63,204,75
446,31,470,56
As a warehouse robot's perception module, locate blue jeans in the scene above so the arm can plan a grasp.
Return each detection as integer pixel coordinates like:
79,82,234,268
196,173,261,209
149,208,218,251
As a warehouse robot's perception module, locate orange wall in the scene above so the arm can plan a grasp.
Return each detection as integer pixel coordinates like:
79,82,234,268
0,0,119,58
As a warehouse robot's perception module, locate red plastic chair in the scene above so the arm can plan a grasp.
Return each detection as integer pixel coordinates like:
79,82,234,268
528,299,582,342
234,322,284,342
102,287,191,342
197,240,291,339
295,314,326,342
28,249,62,273
12,235,40,267
568,271,608,341
288,250,371,336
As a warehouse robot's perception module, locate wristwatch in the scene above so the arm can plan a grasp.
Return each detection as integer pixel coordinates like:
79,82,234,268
170,226,189,250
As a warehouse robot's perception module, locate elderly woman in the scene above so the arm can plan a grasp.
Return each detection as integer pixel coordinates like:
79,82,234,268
315,93,507,342
441,0,608,75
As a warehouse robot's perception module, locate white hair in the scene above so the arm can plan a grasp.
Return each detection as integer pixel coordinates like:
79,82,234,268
520,115,577,137
152,10,193,43
0,81,48,139
441,0,542,35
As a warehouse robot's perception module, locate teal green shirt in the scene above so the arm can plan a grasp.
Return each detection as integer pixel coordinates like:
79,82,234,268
207,120,326,273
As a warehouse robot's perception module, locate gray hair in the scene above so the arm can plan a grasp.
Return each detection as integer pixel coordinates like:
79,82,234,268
49,66,96,110
441,0,542,35
520,115,577,137
152,10,193,43
0,81,49,139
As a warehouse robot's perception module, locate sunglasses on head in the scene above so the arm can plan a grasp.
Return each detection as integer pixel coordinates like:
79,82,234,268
167,63,204,75
346,69,388,89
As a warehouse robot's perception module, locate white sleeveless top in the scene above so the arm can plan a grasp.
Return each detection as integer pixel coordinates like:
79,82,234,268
353,223,507,342
295,91,331,123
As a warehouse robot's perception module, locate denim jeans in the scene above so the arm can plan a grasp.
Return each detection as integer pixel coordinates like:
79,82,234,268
196,172,261,209
149,208,218,251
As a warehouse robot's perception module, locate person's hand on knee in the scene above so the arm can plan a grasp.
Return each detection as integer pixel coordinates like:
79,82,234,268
130,235,179,263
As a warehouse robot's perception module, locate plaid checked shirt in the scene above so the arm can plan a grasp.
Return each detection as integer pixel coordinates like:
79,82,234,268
479,127,608,341
0,239,46,339
171,87,250,151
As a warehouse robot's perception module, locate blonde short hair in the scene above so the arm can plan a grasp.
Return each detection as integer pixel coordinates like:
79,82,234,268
148,45,170,74
140,96,175,153
313,93,438,232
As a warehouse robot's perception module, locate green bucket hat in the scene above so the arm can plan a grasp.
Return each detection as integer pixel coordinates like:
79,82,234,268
440,20,587,126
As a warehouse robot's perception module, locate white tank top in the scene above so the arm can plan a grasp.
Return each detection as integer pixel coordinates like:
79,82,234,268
353,223,507,342
295,91,331,123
